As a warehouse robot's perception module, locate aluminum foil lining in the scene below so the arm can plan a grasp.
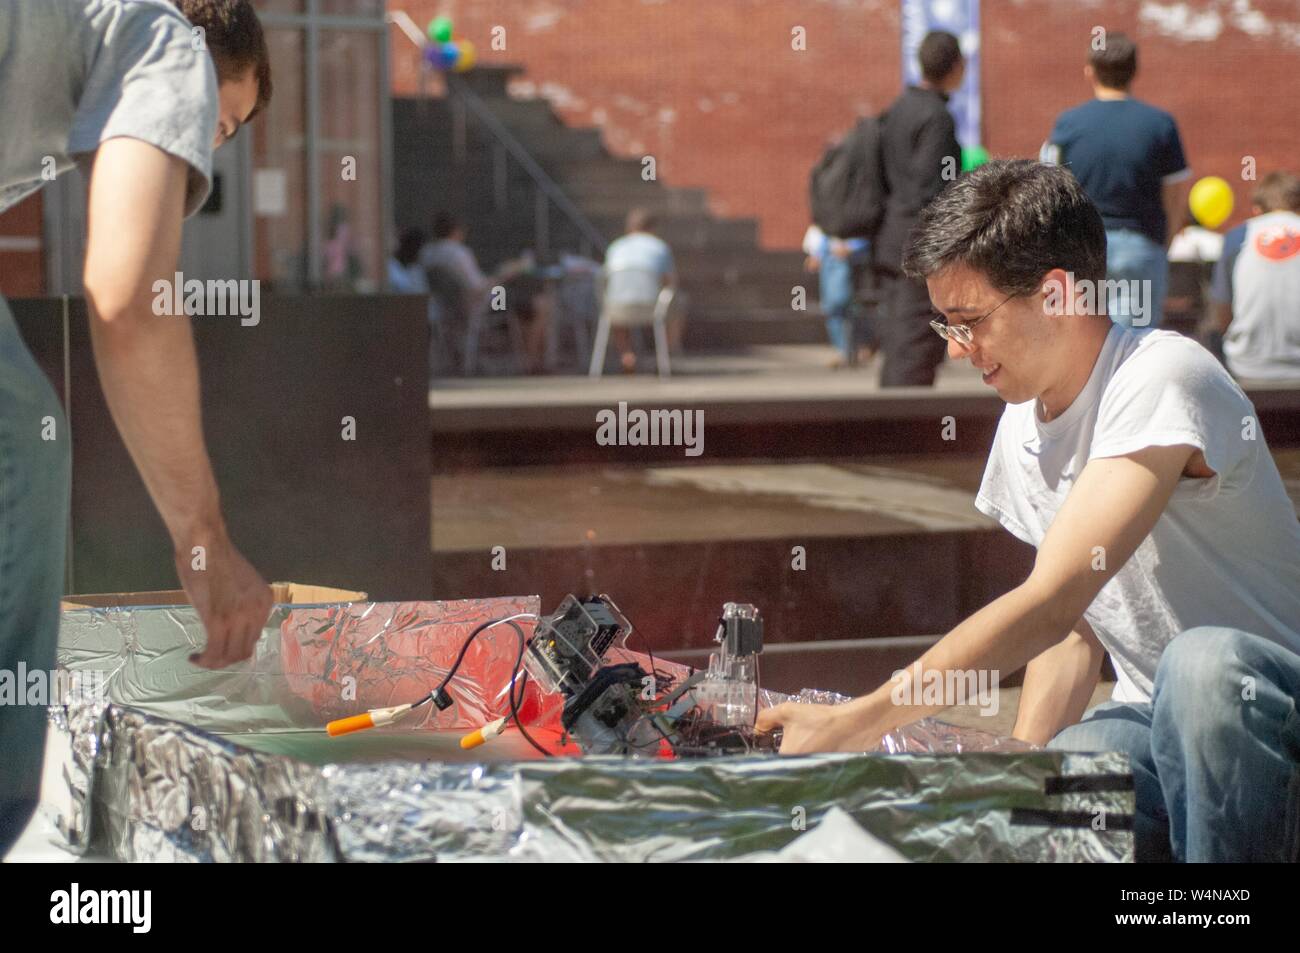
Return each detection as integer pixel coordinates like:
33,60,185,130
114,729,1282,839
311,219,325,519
44,596,1133,862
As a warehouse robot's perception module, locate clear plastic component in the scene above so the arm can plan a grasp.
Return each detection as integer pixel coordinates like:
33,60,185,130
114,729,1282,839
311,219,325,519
524,593,632,697
695,602,762,728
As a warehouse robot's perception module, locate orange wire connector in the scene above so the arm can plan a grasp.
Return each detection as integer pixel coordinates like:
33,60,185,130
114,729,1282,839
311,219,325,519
460,716,508,750
326,703,414,737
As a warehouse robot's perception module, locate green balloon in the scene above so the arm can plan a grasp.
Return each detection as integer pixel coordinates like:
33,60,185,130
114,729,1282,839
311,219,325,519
427,16,453,44
961,145,990,172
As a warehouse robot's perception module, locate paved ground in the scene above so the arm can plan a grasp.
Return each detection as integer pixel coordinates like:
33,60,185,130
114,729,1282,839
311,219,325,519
434,449,1300,552
432,344,992,412
433,341,1300,412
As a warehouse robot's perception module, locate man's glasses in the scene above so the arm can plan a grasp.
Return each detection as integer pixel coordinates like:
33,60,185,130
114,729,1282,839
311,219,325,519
929,293,1017,347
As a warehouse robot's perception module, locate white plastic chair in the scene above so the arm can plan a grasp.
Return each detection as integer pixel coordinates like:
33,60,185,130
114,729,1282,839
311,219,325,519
589,267,675,378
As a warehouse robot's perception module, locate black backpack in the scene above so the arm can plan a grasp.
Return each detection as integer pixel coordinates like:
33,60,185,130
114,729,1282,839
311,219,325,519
809,115,887,240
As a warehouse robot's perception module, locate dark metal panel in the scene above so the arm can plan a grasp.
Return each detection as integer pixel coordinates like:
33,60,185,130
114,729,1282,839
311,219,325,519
11,294,431,599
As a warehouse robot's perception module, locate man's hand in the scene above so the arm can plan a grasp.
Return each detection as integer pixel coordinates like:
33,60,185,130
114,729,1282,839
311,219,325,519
177,524,273,669
84,137,272,668
756,699,882,755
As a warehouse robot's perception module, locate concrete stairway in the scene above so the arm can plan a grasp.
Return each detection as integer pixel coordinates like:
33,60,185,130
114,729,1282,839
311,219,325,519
393,65,820,354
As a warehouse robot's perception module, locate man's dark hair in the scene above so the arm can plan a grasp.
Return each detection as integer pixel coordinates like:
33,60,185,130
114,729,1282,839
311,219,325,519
626,207,656,234
432,212,460,240
173,1,273,119
919,31,963,85
1089,31,1137,90
1254,171,1300,213
903,159,1108,296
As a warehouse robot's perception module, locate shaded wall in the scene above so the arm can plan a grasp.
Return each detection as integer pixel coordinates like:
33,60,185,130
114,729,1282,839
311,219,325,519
12,295,432,599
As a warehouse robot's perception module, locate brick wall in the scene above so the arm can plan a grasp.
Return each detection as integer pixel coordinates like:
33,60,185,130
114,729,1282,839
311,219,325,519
0,193,44,298
391,0,1300,249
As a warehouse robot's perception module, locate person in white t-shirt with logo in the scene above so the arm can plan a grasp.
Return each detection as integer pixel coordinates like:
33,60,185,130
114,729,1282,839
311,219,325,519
1209,171,1300,380
757,159,1300,863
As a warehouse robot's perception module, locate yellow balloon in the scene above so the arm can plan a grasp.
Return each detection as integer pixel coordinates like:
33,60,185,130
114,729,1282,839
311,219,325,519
453,39,477,72
1189,176,1234,229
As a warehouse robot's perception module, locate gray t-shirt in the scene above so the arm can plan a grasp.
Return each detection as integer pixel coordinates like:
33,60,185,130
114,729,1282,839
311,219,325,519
0,0,218,219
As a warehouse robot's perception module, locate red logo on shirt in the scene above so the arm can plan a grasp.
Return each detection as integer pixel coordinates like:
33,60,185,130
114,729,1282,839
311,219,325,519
1254,225,1300,261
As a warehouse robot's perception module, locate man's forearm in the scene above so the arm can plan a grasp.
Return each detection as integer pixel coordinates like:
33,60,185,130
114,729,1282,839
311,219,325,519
87,309,223,549
1163,182,1188,247
1012,619,1106,745
1210,301,1233,334
838,581,1077,746
83,139,228,555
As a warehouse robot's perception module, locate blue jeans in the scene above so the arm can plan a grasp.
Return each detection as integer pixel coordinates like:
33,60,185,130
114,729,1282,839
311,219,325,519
1049,627,1300,862
0,296,70,858
820,252,875,361
1105,228,1168,329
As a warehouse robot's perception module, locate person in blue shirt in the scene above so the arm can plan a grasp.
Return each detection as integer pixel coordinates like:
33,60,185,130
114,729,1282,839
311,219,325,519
1042,32,1191,328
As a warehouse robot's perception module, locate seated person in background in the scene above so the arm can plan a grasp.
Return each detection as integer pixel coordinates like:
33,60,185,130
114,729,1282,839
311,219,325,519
499,250,553,375
387,227,429,293
420,212,544,372
419,212,493,307
600,208,678,373
1209,171,1300,380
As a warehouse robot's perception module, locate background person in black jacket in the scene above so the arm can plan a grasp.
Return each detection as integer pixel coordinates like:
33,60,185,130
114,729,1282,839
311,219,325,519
873,31,965,387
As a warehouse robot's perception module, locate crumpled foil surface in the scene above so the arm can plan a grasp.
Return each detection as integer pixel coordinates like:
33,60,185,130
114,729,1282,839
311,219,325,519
45,596,1133,862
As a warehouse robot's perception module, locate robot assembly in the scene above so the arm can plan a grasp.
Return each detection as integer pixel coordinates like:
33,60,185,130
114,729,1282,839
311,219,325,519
326,594,780,758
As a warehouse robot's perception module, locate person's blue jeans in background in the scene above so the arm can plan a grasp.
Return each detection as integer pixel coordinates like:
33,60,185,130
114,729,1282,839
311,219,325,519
0,295,71,858
1105,228,1169,329
819,251,875,361
1049,626,1300,862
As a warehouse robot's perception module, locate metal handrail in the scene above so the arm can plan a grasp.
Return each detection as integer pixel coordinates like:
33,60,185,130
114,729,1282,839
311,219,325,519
387,10,608,259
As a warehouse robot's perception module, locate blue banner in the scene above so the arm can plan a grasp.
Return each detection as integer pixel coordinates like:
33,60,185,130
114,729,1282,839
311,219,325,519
901,0,981,148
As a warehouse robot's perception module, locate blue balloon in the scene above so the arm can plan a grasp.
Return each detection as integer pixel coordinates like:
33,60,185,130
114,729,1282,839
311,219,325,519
438,42,460,69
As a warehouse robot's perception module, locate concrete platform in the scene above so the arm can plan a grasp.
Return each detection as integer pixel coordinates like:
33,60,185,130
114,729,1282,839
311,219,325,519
431,344,1300,467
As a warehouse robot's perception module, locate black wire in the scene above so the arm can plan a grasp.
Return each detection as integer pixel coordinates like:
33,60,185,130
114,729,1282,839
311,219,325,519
503,620,552,758
632,628,661,697
405,613,527,712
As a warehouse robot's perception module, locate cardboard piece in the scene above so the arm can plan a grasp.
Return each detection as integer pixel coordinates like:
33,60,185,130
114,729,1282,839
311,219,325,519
61,581,367,610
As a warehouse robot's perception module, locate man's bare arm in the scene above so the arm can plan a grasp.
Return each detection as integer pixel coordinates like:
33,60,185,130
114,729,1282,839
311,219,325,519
1209,300,1233,334
759,443,1195,752
83,137,271,668
1012,617,1106,745
1162,179,1189,247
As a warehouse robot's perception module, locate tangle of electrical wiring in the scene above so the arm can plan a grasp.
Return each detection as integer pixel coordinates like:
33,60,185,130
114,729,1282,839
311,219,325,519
326,595,777,759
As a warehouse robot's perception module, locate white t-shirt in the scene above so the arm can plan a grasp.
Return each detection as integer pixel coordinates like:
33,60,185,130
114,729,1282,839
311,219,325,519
602,232,674,305
976,326,1300,703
